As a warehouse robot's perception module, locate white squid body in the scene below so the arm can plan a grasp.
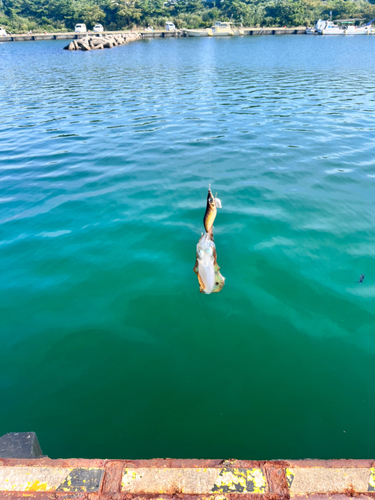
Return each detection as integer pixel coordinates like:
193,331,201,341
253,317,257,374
196,233,216,294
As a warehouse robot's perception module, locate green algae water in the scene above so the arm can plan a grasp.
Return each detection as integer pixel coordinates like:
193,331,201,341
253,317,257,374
1,36,375,460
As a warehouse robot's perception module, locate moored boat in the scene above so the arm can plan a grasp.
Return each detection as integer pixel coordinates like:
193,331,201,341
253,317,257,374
345,19,374,34
345,25,370,34
207,22,244,36
183,28,210,37
316,18,374,35
319,20,345,35
306,19,326,34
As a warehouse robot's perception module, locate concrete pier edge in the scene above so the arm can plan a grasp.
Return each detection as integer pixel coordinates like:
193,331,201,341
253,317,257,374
0,456,375,498
0,433,374,498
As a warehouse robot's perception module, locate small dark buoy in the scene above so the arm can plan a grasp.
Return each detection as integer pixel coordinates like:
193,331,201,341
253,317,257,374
357,274,365,283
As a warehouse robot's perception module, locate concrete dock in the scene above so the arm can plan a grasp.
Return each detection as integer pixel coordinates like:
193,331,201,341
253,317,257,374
0,27,307,42
0,456,375,498
0,433,374,499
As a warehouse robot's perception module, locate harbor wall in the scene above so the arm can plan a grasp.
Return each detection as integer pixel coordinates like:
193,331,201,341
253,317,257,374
0,27,307,42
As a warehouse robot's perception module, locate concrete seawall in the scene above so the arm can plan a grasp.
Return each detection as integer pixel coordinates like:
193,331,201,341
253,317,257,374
0,27,307,42
0,433,374,499
1,456,375,498
1,31,143,42
244,28,306,35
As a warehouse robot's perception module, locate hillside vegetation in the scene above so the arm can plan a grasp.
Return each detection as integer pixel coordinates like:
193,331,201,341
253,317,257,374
1,0,375,33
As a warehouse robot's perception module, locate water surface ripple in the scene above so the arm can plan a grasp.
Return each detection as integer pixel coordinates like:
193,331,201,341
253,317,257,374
1,36,375,459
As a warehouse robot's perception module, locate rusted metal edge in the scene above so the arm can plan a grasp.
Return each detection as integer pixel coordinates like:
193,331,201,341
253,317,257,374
2,459,373,469
287,460,375,468
265,467,289,495
2,494,374,500
0,494,287,500
0,494,97,499
128,460,289,469
100,460,124,496
115,495,375,500
284,496,375,500
0,458,105,467
0,459,289,469
116,495,285,500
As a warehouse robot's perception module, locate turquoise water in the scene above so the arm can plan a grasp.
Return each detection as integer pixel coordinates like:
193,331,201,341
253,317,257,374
1,36,375,460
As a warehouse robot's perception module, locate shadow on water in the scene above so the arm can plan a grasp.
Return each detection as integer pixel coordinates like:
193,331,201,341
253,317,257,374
1,283,375,459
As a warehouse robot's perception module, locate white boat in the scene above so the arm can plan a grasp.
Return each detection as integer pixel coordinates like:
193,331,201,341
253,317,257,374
184,22,243,37
319,20,345,35
184,29,210,37
346,19,375,34
207,21,244,36
306,19,326,34
345,25,370,35
343,18,374,34
313,17,374,35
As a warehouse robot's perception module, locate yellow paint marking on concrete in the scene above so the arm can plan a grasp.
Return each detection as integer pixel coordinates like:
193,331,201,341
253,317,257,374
288,468,371,496
368,468,375,491
212,468,247,493
286,468,295,488
122,468,265,494
212,468,266,493
25,479,48,491
0,467,71,492
250,469,266,492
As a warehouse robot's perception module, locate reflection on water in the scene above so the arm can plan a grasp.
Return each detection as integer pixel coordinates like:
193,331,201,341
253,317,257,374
1,36,375,459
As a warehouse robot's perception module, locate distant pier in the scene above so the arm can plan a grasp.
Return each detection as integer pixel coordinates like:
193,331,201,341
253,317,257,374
0,27,307,42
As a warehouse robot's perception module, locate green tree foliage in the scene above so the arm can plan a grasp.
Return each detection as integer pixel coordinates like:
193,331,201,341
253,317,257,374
1,0,375,32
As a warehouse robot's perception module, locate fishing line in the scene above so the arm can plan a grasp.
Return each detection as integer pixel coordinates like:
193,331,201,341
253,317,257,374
209,130,212,187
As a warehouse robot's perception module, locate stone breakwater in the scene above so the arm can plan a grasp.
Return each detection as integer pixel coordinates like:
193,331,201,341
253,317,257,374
63,32,142,51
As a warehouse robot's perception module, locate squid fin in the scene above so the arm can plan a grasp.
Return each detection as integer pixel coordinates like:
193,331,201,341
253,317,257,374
212,262,225,293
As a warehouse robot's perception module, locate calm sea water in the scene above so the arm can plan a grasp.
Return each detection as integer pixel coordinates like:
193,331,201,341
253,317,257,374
1,35,375,460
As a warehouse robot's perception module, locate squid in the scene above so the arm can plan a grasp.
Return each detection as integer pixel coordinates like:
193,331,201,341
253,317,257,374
194,187,225,294
193,231,225,294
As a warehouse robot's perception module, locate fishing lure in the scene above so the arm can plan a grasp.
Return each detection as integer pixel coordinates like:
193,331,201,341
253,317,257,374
203,186,222,233
193,232,225,294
